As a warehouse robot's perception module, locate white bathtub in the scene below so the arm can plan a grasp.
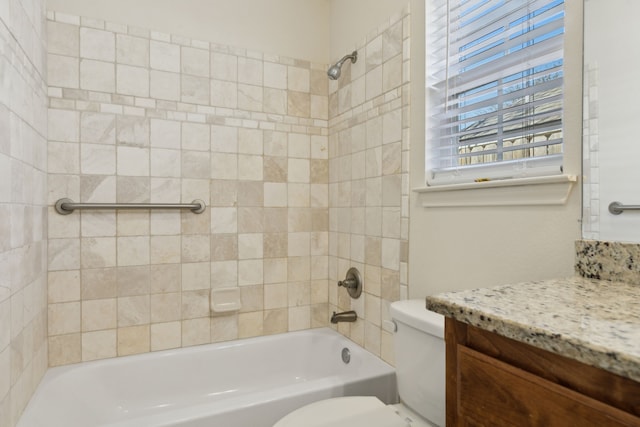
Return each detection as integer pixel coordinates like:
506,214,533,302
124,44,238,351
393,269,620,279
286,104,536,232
17,328,397,427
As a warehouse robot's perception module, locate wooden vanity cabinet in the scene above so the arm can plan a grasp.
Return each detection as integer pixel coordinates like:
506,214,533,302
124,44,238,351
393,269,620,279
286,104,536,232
445,318,640,426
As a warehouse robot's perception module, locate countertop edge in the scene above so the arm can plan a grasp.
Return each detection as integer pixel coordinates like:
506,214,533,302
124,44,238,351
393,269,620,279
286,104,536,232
426,282,640,382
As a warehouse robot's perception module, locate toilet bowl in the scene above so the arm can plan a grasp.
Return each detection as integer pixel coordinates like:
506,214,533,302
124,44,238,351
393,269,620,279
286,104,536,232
274,299,445,427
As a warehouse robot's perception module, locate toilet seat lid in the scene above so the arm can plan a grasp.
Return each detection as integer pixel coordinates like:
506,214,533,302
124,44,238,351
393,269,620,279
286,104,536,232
274,396,409,427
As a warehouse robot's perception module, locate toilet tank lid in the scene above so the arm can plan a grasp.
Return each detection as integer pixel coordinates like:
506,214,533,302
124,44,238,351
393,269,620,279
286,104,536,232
390,299,444,339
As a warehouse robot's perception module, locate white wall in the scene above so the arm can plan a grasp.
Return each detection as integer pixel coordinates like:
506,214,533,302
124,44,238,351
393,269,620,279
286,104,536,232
328,0,406,61
407,0,584,297
46,0,330,63
583,0,640,243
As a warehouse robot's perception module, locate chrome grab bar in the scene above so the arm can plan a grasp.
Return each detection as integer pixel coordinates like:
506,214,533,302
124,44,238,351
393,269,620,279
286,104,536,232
608,201,640,215
54,198,206,215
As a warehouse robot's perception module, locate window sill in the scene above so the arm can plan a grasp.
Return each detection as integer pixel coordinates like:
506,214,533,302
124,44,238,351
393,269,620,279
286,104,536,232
413,174,577,208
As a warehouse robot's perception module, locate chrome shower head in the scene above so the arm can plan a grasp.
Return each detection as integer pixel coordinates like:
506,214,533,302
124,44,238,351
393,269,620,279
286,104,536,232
327,50,358,80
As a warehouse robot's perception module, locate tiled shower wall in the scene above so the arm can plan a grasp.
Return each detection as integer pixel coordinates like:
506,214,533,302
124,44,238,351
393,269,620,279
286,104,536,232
46,12,330,366
328,7,410,364
0,0,49,425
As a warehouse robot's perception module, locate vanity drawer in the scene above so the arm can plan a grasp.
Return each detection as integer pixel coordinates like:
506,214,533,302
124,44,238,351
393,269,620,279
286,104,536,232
454,345,640,426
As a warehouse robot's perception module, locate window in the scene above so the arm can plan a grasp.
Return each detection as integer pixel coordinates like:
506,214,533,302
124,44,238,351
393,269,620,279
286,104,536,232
426,0,565,185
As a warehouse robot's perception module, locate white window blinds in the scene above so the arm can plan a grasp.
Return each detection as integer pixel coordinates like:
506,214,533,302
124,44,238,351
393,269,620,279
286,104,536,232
426,0,565,185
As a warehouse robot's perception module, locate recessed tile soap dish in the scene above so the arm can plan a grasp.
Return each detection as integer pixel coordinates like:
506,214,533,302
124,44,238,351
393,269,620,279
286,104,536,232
210,287,241,314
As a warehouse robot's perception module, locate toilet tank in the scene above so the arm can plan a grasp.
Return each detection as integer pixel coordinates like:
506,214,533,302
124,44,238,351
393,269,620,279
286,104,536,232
390,299,445,427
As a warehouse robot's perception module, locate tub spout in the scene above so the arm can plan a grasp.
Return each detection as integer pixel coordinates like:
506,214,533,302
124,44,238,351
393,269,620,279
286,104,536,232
331,310,357,324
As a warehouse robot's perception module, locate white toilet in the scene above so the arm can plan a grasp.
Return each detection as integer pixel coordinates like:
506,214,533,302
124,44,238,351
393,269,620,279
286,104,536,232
274,299,445,427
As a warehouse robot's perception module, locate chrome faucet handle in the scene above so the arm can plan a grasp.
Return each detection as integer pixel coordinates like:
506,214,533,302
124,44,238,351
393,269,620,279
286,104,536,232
337,267,362,299
338,278,357,289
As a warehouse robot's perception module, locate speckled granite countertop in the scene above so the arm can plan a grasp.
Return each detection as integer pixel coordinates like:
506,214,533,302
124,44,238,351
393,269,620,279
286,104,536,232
426,277,640,382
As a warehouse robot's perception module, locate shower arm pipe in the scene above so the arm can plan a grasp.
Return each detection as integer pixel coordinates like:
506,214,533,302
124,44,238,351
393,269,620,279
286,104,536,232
54,198,206,215
335,50,358,67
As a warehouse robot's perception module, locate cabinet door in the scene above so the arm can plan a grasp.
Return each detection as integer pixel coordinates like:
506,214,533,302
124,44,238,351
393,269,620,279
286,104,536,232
456,345,640,427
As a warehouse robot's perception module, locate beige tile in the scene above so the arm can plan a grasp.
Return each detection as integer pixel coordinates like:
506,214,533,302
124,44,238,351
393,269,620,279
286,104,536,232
288,282,310,307
181,75,209,104
264,62,287,89
210,154,238,180
264,282,287,309
238,233,263,260
381,268,400,302
48,54,79,88
81,267,117,300
117,325,150,356
80,112,116,145
238,57,263,85
238,259,262,286
264,131,287,157
287,91,310,117
366,35,383,71
182,150,210,179
287,67,309,92
210,260,238,288
117,236,150,266
182,123,210,152
210,80,237,108
48,270,80,303
238,154,263,181
310,279,328,304
383,54,403,92
48,21,79,57
239,285,263,312
48,302,81,335
288,306,310,331
150,264,181,293
81,298,117,331
150,40,180,72
150,70,180,101
117,295,150,327
150,293,181,323
81,143,116,175
287,256,310,282
264,183,287,207
181,262,210,291
211,125,238,153
116,34,149,67
382,21,403,62
210,314,237,343
263,309,288,335
380,330,394,365
117,64,149,97
364,322,381,356
49,109,79,142
182,47,209,77
238,311,263,338
264,233,287,259
80,27,115,62
49,333,81,366
116,265,150,296
80,59,115,92
311,303,329,328
181,235,210,263
182,318,210,346
181,290,210,319
263,258,287,285
82,330,117,361
237,207,263,233
211,52,237,82
81,237,116,269
288,183,310,207
151,321,181,351
150,118,180,149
